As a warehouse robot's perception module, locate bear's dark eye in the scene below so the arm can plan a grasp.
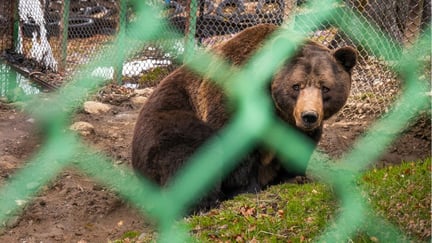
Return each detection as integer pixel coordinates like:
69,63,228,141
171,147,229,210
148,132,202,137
292,84,300,91
322,86,330,93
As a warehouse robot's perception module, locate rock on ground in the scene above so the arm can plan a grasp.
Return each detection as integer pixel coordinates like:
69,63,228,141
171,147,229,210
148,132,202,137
83,101,111,114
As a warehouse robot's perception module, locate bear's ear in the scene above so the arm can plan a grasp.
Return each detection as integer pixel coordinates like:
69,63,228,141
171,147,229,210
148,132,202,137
333,46,357,73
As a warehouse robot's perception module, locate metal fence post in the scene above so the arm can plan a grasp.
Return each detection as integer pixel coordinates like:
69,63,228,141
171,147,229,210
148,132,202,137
113,0,127,84
184,0,198,62
12,0,19,52
60,0,70,73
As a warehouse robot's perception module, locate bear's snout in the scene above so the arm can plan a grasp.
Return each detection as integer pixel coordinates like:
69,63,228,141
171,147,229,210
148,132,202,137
301,111,318,125
294,87,324,131
296,109,322,131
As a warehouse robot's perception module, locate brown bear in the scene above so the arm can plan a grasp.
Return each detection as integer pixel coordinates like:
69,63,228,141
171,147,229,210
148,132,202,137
132,24,357,211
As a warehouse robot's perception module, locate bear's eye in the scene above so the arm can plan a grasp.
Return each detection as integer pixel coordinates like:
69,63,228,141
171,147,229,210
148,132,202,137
322,86,330,93
292,84,300,91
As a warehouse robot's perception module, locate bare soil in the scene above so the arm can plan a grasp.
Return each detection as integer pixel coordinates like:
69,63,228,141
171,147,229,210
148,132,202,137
0,85,430,242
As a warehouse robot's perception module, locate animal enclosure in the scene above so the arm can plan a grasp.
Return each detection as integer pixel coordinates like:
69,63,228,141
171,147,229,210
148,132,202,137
0,0,430,242
0,0,430,120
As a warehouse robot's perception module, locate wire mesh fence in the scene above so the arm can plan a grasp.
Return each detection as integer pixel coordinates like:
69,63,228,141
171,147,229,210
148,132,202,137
0,0,430,241
0,1,15,53
1,0,430,120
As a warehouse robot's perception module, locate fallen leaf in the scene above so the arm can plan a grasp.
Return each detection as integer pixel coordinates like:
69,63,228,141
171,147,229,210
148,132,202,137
240,206,256,217
277,209,284,218
235,234,244,242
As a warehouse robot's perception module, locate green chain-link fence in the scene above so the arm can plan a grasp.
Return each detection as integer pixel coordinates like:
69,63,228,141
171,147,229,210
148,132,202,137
0,0,430,241
1,0,430,122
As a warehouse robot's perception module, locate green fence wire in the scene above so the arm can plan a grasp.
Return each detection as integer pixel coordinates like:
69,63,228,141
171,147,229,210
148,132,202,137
0,0,430,242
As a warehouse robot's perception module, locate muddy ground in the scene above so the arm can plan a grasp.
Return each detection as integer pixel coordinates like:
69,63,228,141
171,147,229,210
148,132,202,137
0,84,430,242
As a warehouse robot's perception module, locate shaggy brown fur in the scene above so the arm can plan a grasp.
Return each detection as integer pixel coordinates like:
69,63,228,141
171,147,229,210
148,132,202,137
132,24,357,211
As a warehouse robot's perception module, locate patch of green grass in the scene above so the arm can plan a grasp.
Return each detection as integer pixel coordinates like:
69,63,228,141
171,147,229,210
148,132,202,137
121,230,140,239
187,183,337,242
110,229,158,243
361,158,431,241
112,158,431,242
187,158,431,242
108,230,140,243
139,67,171,87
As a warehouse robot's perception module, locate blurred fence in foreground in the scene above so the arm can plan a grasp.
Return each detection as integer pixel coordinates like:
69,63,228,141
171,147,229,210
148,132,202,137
0,0,430,242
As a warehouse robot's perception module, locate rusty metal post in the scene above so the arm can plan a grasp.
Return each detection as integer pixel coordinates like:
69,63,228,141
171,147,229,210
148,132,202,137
113,0,128,84
184,0,197,62
59,0,70,73
11,0,19,51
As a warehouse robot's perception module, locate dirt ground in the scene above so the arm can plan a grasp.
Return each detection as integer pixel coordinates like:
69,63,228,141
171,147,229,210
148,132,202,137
0,84,430,242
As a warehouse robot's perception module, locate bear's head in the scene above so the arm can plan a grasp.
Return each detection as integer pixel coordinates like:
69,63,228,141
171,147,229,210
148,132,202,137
271,42,357,135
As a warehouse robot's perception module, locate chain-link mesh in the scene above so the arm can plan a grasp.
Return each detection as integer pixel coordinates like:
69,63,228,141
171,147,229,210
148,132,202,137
165,0,430,121
0,0,120,87
323,0,431,121
2,0,428,120
0,1,15,53
0,0,430,241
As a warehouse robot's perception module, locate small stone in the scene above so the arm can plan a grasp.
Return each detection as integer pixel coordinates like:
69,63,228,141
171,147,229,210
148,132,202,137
0,156,19,169
83,101,111,114
92,185,104,191
134,88,153,97
115,160,125,165
370,236,379,242
138,233,147,240
131,96,147,104
5,216,20,228
70,122,95,136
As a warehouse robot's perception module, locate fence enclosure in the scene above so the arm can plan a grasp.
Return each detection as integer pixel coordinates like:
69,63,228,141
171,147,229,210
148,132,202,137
0,0,430,120
0,0,430,242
